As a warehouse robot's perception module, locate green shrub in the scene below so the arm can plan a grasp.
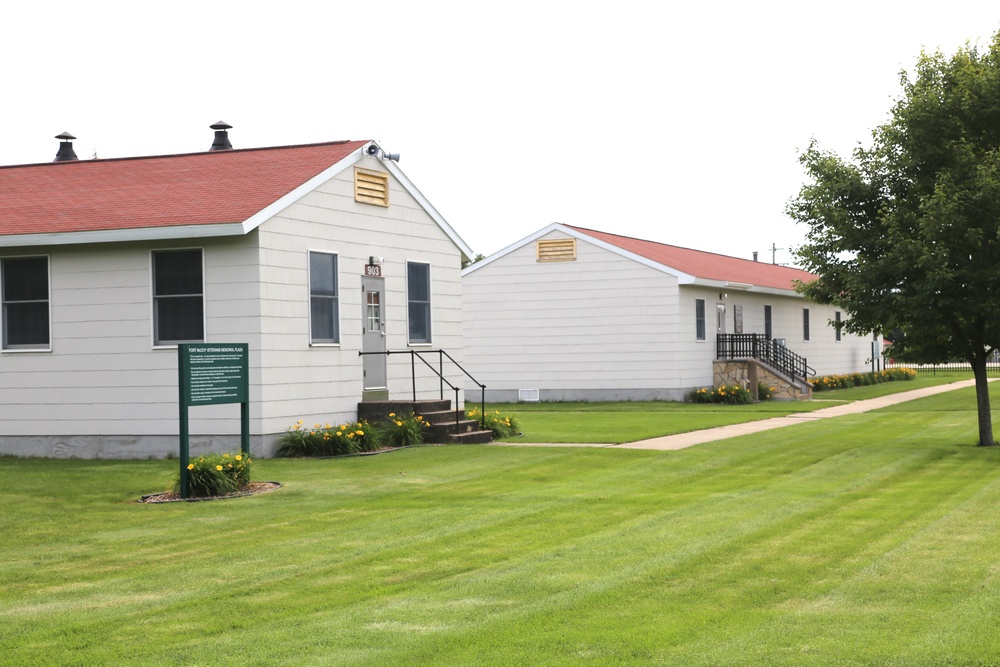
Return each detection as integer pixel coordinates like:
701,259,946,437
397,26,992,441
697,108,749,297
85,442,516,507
757,381,775,401
467,407,521,438
810,368,917,391
379,412,427,448
688,384,754,405
174,452,253,497
275,420,379,457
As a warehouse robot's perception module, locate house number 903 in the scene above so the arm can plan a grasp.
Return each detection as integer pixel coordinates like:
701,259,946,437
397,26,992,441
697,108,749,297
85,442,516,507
364,265,382,277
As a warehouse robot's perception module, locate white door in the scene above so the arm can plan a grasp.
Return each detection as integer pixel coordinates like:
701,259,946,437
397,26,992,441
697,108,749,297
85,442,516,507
362,276,386,392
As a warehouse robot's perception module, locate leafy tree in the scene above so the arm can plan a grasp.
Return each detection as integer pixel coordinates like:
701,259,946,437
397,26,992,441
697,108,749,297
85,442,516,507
788,33,1000,446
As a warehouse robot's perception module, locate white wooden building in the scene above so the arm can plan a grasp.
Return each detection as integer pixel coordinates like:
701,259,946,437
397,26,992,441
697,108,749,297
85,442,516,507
0,129,473,457
462,224,877,402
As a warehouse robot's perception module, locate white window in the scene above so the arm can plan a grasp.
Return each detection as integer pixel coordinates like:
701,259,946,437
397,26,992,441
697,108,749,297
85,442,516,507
153,249,204,345
2,256,50,349
407,262,431,344
309,251,340,344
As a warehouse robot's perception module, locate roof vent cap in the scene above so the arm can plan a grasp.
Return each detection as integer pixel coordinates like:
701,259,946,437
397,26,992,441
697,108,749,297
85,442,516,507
54,131,79,162
209,121,233,151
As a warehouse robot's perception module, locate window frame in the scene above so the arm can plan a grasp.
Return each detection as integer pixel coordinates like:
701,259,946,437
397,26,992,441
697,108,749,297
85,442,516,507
695,298,706,341
834,310,842,342
764,304,772,340
151,248,205,348
803,307,810,342
308,250,340,345
1,255,51,351
406,261,432,345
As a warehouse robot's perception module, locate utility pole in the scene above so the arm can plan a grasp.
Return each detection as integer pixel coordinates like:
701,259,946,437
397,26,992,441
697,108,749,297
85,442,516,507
771,243,783,265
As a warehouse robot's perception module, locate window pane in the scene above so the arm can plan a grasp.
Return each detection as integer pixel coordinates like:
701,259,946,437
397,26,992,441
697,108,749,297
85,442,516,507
2,257,49,348
4,302,49,346
154,250,202,296
153,250,203,344
407,262,431,343
407,263,430,301
695,299,705,340
309,253,339,343
311,297,338,342
309,252,337,297
803,309,810,341
2,257,48,301
409,302,430,342
156,296,203,342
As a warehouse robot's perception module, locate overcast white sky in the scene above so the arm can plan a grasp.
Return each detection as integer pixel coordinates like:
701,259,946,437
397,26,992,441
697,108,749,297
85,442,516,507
3,1,999,264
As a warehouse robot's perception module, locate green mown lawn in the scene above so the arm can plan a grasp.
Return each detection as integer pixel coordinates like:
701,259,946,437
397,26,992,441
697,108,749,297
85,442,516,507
3,382,1000,665
488,374,968,443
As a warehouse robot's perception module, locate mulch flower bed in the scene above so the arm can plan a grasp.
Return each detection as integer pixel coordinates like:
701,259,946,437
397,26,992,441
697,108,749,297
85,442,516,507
139,481,281,504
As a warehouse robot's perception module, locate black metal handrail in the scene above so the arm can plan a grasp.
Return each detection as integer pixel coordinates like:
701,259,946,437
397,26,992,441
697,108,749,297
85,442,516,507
359,349,487,430
716,333,816,383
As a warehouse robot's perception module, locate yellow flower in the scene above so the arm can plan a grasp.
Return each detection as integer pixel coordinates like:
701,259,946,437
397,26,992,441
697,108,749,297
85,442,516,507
389,412,396,418
187,463,194,470
416,416,423,421
223,453,229,458
216,465,223,471
357,430,364,436
235,455,242,461
325,423,331,429
336,431,342,436
396,421,402,426
247,458,252,463
297,419,303,425
315,424,320,429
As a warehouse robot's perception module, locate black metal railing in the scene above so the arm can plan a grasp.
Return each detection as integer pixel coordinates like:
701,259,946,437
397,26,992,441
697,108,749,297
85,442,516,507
359,349,487,430
716,333,816,383
885,359,1000,375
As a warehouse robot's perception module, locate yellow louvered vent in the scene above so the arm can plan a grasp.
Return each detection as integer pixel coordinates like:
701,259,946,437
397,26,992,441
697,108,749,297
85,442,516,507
537,238,577,262
355,167,389,207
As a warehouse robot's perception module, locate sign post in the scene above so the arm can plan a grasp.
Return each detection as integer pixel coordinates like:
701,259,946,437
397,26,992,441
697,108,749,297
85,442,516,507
178,343,250,499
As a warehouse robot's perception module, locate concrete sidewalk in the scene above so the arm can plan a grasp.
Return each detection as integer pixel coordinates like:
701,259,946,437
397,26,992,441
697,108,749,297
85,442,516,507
496,378,980,451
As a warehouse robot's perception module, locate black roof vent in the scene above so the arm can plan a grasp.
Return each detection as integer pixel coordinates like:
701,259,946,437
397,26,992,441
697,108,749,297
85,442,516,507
209,121,233,151
54,131,79,162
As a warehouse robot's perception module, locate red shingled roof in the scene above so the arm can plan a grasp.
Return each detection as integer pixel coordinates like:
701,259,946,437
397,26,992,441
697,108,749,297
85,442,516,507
0,140,369,236
567,225,814,291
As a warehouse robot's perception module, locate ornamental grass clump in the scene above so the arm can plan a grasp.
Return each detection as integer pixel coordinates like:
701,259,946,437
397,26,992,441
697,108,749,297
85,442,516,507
379,412,427,448
467,406,521,438
173,452,253,497
275,420,378,457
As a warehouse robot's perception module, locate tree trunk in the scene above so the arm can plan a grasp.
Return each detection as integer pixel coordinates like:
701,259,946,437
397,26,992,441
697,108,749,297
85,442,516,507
972,351,995,446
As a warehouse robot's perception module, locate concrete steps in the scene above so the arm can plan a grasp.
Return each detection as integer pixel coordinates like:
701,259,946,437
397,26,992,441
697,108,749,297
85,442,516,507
357,399,493,445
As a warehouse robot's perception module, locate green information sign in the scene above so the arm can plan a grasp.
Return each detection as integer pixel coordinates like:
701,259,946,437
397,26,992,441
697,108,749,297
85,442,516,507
177,343,250,498
180,344,249,406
